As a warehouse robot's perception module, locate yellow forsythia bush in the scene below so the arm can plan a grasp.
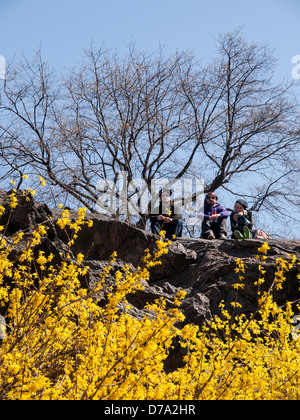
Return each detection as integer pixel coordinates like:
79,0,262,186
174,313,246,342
1,191,300,399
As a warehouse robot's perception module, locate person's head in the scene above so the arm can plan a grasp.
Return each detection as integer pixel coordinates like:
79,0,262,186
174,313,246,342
234,199,248,214
205,192,218,206
159,189,172,205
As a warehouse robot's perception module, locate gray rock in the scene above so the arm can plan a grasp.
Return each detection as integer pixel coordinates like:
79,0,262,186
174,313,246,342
1,191,300,331
0,316,6,339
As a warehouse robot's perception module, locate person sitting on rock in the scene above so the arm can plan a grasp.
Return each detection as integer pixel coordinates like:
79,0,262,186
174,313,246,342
199,192,229,240
150,189,183,239
230,199,253,239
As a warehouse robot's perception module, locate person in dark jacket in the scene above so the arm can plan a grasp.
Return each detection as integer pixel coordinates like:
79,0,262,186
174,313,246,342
230,199,253,239
199,192,229,240
150,190,183,239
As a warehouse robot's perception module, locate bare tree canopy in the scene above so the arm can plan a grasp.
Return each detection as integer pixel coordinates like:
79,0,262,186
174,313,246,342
0,30,299,236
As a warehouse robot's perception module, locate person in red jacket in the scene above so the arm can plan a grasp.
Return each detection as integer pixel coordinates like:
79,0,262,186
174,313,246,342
199,192,229,240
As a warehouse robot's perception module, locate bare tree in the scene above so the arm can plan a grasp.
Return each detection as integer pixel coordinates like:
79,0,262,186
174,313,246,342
177,31,300,235
54,45,197,214
0,30,299,235
181,32,299,190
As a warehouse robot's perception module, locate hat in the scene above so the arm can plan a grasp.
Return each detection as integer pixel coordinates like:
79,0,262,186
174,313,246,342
235,199,248,209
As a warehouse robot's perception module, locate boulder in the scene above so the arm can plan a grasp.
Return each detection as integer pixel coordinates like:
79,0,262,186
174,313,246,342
0,190,299,330
53,210,300,326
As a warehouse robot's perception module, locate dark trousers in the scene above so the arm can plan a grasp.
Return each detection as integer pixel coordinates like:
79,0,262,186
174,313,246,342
151,220,183,239
201,218,228,239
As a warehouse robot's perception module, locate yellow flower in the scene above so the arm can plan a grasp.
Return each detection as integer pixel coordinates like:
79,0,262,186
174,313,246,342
28,188,36,197
39,176,46,187
13,232,24,244
76,253,85,265
36,251,47,270
231,301,242,308
9,191,18,209
257,242,270,254
1,219,300,401
233,282,245,290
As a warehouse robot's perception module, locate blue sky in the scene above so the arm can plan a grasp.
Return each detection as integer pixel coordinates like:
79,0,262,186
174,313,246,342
0,0,299,88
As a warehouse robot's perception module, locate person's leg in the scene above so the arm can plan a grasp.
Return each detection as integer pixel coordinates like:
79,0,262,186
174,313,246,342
213,218,228,239
172,220,183,238
151,221,162,236
243,226,253,239
234,230,244,239
201,219,215,239
164,220,183,239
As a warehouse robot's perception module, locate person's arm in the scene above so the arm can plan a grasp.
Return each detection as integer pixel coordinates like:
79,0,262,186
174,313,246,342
150,206,160,223
166,204,181,222
244,211,253,230
198,203,209,221
230,213,239,231
170,213,181,222
218,206,230,218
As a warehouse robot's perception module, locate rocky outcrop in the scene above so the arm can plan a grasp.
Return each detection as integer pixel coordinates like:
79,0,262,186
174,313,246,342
1,190,300,329
53,209,300,326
